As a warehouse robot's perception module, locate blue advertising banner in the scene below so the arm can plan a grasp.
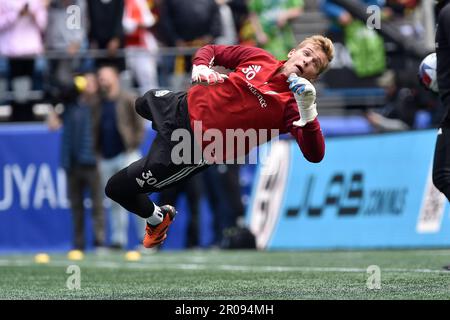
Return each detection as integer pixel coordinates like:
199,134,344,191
0,124,214,252
247,130,450,249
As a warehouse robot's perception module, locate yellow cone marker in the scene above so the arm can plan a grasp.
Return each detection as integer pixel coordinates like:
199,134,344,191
74,75,87,92
67,250,84,261
125,250,141,262
34,253,50,264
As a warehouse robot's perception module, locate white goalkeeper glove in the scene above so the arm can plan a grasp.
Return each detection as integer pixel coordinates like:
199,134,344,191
191,64,228,85
287,73,318,127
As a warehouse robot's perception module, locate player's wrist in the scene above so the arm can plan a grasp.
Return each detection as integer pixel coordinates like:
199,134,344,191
293,103,317,127
294,94,316,110
302,103,318,120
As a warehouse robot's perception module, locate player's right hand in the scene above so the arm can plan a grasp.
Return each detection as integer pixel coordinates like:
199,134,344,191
191,64,228,85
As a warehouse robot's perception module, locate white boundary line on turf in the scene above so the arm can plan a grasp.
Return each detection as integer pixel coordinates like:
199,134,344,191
0,259,449,274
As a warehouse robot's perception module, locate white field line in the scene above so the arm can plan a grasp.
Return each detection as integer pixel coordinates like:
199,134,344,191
0,259,449,274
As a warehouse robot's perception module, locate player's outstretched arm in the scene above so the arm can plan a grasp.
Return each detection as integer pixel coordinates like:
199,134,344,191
191,44,260,82
284,74,324,163
191,64,228,85
293,118,325,163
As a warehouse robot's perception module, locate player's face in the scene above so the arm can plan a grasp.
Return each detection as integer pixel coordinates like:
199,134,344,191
84,73,98,95
282,44,327,81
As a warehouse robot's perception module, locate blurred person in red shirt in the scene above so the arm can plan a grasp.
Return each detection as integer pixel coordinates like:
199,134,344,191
123,0,159,94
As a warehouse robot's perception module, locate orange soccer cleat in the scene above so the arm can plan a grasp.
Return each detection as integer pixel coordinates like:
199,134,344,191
143,205,177,248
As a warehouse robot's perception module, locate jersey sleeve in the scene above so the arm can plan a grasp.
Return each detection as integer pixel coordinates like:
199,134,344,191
192,45,261,70
282,102,325,163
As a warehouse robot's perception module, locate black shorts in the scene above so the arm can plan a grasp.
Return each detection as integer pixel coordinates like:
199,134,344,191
128,89,208,193
135,89,191,143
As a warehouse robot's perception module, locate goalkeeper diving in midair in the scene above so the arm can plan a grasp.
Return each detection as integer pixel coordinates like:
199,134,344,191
105,35,335,248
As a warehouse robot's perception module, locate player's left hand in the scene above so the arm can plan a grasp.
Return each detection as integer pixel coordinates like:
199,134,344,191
191,64,228,85
287,73,318,127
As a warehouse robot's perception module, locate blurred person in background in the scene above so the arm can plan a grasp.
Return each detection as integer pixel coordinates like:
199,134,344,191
249,0,303,60
320,0,388,84
159,0,222,53
123,0,159,94
215,0,239,45
320,0,388,42
45,0,88,87
202,164,245,247
47,73,105,251
87,0,125,70
208,1,246,247
93,65,146,250
432,0,450,201
159,0,222,90
429,0,450,271
228,0,251,41
0,0,48,121
366,70,440,132
157,0,240,249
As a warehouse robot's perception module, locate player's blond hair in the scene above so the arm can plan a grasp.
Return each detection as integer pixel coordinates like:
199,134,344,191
297,35,334,74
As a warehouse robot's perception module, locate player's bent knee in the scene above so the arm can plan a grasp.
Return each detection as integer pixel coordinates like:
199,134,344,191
104,177,121,201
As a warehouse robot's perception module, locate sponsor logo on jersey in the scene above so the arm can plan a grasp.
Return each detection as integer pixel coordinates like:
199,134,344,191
246,81,268,108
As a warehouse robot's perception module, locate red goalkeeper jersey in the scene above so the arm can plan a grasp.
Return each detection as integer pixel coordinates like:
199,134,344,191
187,45,325,163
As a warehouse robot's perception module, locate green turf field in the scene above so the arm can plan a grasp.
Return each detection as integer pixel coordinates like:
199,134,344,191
0,249,449,300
